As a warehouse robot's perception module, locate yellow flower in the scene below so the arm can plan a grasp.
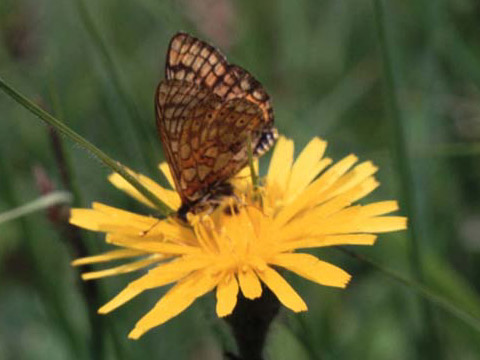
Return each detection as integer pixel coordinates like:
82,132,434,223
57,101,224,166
70,136,407,339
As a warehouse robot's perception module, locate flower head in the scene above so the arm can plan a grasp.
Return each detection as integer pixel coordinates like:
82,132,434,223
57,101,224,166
70,136,406,339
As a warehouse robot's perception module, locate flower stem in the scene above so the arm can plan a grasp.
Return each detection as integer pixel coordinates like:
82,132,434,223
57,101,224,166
225,287,280,360
0,76,174,217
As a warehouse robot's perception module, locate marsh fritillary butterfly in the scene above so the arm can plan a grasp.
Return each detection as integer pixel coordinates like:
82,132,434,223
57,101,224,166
156,33,277,219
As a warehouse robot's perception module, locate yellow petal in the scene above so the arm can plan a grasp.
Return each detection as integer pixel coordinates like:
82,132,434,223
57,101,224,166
267,137,294,195
106,234,201,255
256,266,307,312
92,202,155,224
303,214,405,235
108,170,180,210
274,154,358,227
230,161,258,193
325,161,378,200
271,253,351,288
277,234,377,251
158,162,176,190
69,208,108,231
356,201,399,217
70,204,159,234
356,216,407,233
280,198,399,239
216,274,239,317
285,137,327,200
222,208,257,254
81,256,161,280
238,266,262,299
72,249,146,266
140,219,197,244
128,270,219,339
99,257,210,314
299,178,379,221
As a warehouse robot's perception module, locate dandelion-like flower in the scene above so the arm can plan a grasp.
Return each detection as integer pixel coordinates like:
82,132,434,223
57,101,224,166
70,136,407,339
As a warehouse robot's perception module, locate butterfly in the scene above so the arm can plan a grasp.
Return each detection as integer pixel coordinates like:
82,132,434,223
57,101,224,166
155,32,277,220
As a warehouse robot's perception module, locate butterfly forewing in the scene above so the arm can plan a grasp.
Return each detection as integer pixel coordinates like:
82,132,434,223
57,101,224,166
157,33,277,214
166,33,274,130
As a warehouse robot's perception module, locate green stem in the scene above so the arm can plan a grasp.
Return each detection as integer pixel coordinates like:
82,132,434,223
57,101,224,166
47,79,86,209
0,76,174,217
247,135,259,189
340,248,480,333
372,0,442,355
0,191,72,225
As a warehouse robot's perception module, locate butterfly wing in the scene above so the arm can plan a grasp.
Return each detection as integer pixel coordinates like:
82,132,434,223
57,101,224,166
156,80,264,204
166,32,276,153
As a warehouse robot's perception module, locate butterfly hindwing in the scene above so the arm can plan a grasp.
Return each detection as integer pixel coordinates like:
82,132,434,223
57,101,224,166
156,80,264,204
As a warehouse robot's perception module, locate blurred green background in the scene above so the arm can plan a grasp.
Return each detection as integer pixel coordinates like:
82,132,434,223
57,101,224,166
1,0,480,359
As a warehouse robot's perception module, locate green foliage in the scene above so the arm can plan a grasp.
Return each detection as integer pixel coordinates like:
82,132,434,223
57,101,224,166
1,0,480,358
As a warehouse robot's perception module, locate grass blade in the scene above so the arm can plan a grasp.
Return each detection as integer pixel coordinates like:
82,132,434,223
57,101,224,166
0,191,72,225
0,76,174,216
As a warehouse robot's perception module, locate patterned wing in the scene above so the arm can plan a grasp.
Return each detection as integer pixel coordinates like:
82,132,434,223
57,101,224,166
165,32,276,154
156,80,264,204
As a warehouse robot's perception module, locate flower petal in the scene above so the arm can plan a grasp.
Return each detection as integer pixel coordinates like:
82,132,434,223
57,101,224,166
158,162,176,189
238,266,262,299
356,216,407,233
99,256,211,314
274,154,359,227
231,161,258,194
266,137,294,195
324,161,378,200
69,208,108,231
280,198,400,239
72,249,146,266
216,274,239,317
298,178,379,222
256,266,307,312
355,200,400,217
285,137,327,200
140,219,197,244
108,170,180,210
128,270,220,339
81,256,162,280
271,253,351,288
277,234,377,251
221,207,257,254
106,234,201,255
70,203,159,234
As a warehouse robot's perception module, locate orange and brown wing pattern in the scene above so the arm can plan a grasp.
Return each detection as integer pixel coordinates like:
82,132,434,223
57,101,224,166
165,33,275,141
156,80,264,204
157,33,277,212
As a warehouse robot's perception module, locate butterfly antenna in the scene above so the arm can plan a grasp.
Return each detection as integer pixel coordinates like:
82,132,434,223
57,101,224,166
140,218,161,237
